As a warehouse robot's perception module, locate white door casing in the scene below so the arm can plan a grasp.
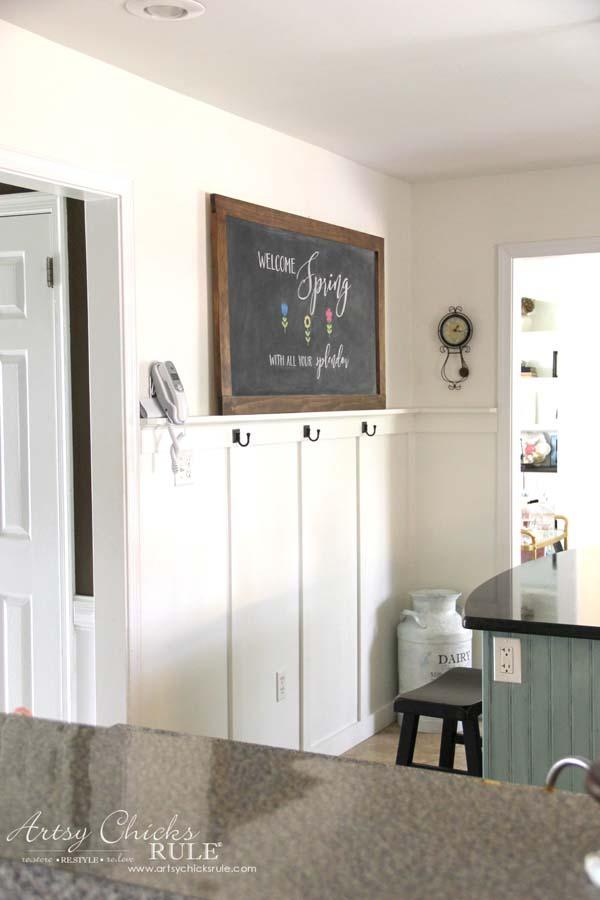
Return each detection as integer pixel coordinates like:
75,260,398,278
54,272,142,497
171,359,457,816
0,193,74,720
0,146,138,728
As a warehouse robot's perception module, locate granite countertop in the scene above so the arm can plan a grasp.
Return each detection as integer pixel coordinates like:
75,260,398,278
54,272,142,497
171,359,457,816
464,547,600,638
1,713,600,899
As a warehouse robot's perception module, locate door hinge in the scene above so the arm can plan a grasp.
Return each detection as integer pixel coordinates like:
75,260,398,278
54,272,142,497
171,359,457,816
46,256,54,288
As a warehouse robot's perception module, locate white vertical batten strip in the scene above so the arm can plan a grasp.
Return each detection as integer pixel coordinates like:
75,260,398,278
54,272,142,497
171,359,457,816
355,433,362,723
297,441,305,751
226,445,234,740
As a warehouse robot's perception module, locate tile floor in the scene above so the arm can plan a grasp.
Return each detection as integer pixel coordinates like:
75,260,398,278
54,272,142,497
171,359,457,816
342,722,467,771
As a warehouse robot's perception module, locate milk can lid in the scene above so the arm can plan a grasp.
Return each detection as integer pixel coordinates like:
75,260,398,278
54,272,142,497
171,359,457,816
409,589,462,600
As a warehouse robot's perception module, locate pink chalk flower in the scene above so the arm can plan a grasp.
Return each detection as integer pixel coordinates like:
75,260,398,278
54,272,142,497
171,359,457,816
325,308,333,323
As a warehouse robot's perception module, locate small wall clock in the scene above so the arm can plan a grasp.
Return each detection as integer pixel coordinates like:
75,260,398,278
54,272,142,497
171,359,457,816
438,306,473,390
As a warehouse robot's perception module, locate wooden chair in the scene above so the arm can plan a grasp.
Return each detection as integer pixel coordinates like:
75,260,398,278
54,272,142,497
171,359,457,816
394,667,483,777
521,513,568,561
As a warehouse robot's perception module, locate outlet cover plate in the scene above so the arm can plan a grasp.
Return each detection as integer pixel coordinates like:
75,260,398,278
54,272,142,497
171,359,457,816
174,449,194,487
493,636,522,683
276,670,286,702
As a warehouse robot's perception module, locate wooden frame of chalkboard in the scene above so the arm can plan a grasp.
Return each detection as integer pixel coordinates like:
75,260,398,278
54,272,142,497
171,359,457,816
210,194,385,415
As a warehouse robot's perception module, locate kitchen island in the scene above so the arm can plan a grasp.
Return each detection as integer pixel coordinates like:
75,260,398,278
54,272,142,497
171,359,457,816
0,713,600,898
464,547,600,792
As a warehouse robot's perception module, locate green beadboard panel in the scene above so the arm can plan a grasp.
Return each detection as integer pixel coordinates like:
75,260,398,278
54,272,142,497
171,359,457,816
483,633,511,782
529,632,552,787
510,632,532,786
571,638,593,793
483,633,491,778
593,642,600,758
485,631,600,793
550,637,573,791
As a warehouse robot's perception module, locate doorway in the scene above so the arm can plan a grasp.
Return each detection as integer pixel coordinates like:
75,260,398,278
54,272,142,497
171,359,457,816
0,191,73,719
498,239,600,572
0,148,137,726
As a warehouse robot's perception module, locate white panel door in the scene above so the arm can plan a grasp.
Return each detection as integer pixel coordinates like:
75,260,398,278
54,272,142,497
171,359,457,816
0,210,64,718
230,441,300,750
302,437,358,751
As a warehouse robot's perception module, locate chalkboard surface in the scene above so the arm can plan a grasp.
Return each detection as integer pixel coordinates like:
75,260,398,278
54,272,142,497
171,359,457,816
211,195,385,415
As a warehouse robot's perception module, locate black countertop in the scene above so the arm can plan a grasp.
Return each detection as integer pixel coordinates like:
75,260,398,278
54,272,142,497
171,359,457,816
1,713,600,898
464,547,600,638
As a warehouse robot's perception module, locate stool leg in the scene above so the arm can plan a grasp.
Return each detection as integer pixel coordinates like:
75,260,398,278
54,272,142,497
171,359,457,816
396,713,419,766
462,719,482,777
439,719,457,770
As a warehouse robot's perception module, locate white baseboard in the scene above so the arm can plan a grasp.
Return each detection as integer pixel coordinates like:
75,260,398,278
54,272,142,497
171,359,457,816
74,596,96,725
309,702,395,756
73,596,95,630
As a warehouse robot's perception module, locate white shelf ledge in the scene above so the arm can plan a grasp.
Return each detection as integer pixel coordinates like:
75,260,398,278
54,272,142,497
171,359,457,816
141,406,498,428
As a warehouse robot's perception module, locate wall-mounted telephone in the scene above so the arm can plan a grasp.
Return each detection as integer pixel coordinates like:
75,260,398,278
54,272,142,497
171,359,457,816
148,361,192,484
150,361,188,425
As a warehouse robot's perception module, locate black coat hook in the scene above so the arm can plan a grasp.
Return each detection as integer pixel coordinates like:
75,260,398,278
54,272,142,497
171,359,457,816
303,425,320,442
362,421,377,437
232,428,251,447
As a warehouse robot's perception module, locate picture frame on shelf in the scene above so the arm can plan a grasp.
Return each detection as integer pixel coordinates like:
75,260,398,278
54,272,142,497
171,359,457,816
520,430,558,473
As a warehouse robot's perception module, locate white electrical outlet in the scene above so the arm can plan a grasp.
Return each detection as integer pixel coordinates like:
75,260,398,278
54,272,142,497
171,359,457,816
174,449,194,486
276,671,287,702
493,636,522,683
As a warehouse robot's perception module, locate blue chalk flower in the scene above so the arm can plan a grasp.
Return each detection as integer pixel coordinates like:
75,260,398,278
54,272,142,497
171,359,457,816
281,303,288,316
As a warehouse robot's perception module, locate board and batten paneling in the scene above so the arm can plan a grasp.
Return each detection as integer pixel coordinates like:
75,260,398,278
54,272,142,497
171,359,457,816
483,631,600,792
138,445,229,738
301,435,359,752
358,432,409,720
230,441,300,749
132,409,496,754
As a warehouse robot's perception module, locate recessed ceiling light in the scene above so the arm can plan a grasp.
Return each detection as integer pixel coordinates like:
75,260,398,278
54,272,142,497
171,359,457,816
124,0,205,21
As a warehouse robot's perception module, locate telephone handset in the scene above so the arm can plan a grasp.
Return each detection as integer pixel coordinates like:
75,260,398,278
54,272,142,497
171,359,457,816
150,361,188,425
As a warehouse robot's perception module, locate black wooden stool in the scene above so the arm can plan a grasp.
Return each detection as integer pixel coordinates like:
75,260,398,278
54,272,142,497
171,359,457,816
393,667,482,777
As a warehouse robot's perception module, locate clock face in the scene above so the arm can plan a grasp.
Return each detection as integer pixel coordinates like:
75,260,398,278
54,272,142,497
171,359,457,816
439,313,472,348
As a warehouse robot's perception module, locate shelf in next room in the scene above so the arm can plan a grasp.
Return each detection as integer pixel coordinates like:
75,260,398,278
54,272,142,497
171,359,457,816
520,376,558,385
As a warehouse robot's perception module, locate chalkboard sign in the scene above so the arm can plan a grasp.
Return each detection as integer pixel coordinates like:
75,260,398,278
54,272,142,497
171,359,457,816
210,195,385,415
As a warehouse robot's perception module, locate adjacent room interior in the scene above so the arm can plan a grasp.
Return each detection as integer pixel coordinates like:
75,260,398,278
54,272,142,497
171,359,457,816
515,251,600,563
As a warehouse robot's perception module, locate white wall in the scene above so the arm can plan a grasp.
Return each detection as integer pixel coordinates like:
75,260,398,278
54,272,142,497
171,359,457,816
411,165,600,609
413,164,600,409
0,20,412,744
0,20,411,416
8,17,600,746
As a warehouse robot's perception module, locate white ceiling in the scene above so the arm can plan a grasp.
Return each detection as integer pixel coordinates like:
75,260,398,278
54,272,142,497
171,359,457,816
2,0,600,180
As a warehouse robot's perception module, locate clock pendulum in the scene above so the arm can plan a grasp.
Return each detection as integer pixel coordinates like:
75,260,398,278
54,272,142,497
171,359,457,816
438,306,473,390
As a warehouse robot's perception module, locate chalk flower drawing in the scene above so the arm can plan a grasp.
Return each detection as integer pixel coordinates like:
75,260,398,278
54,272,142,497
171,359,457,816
304,314,312,345
281,302,288,333
325,307,333,336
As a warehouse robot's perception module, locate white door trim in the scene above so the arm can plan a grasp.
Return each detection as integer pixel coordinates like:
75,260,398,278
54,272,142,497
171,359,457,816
496,237,600,576
0,146,139,725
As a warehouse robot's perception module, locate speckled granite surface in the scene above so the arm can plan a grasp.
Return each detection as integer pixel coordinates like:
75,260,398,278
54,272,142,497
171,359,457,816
0,859,185,900
1,714,600,899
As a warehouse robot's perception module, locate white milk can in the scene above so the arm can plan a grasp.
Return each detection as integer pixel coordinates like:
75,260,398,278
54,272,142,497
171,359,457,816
397,589,472,732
